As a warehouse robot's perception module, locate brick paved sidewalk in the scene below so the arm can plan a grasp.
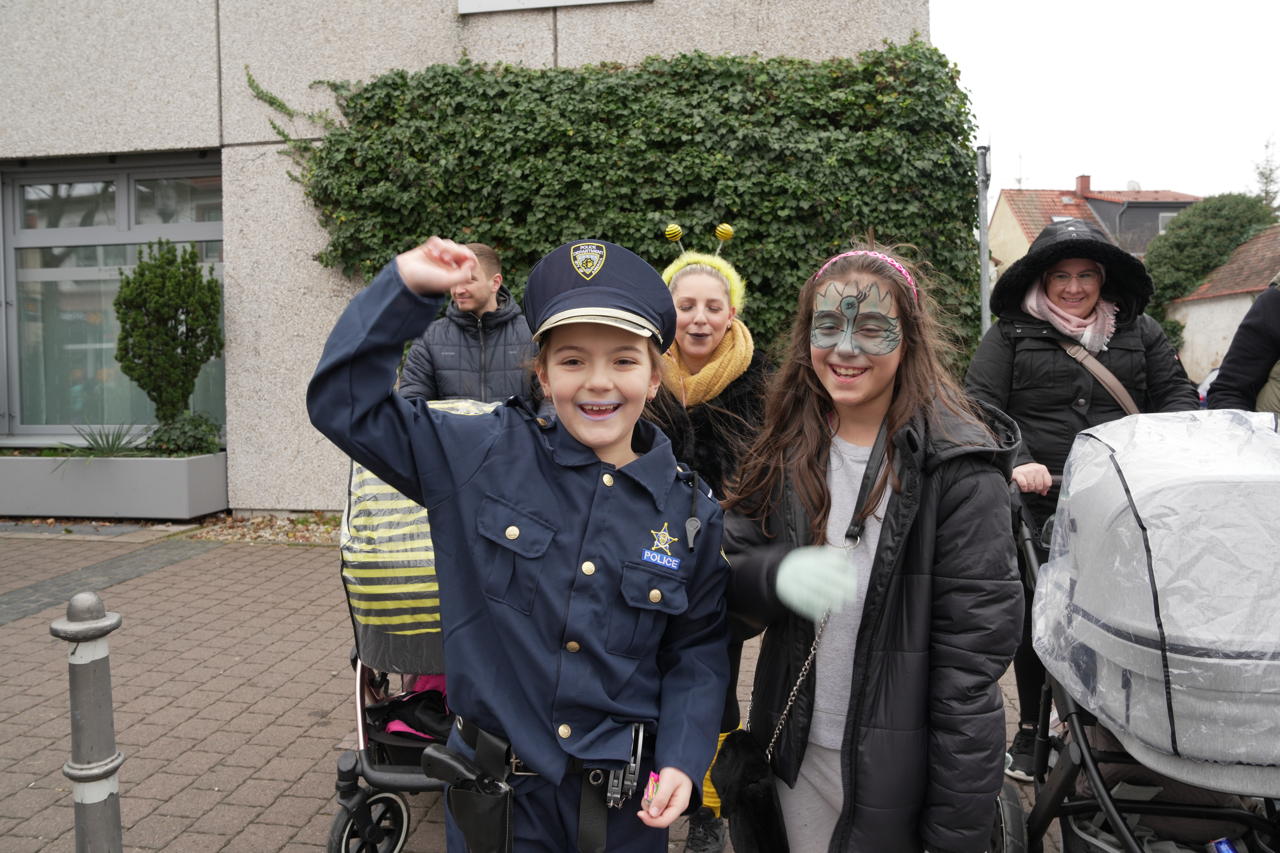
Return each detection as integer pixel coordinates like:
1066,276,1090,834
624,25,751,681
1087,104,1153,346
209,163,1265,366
0,533,1055,852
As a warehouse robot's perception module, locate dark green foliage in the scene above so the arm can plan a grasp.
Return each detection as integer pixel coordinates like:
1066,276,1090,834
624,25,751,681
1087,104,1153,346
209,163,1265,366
145,412,223,456
114,240,225,425
1144,194,1277,348
261,42,981,355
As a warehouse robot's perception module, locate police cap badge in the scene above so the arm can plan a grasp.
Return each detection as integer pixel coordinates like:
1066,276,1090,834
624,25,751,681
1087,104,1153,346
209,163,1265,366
524,240,676,352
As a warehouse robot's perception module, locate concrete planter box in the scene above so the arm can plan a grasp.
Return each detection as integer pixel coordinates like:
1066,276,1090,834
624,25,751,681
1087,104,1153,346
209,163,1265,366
0,452,228,520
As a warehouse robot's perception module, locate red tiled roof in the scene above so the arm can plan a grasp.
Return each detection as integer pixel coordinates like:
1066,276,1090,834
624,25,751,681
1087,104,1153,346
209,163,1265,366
1082,190,1202,203
1000,189,1106,242
1176,224,1280,303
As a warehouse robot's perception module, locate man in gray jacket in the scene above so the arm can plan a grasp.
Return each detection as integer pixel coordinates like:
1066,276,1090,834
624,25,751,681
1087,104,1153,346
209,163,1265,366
398,243,535,402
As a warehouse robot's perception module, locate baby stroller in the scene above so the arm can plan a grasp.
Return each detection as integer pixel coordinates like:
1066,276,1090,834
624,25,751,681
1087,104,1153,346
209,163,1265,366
327,459,453,853
1017,409,1280,853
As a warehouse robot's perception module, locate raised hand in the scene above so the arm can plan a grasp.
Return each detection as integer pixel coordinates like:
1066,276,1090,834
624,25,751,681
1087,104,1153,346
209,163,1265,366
394,236,477,296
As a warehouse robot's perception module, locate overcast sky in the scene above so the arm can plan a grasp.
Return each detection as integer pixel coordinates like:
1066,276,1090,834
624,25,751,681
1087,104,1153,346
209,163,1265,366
929,0,1280,210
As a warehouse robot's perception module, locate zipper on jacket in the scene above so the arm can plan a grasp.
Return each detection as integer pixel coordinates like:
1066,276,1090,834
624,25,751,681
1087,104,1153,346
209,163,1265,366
477,315,487,392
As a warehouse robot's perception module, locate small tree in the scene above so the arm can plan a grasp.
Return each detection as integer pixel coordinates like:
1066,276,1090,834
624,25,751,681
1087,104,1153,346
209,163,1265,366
1256,138,1279,211
114,239,224,426
1143,193,1277,348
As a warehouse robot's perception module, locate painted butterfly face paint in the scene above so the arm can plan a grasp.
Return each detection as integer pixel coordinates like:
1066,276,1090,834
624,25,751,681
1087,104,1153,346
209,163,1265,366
809,278,902,357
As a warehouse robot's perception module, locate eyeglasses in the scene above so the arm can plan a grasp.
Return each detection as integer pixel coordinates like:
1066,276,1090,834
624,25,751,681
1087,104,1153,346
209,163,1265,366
1046,270,1101,285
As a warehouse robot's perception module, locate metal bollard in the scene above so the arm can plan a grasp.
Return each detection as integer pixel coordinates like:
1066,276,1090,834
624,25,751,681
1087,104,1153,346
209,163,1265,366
50,592,125,853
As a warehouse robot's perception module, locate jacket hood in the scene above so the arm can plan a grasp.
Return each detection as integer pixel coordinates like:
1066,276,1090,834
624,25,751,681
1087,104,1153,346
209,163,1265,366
906,398,1020,479
446,286,529,333
991,219,1153,326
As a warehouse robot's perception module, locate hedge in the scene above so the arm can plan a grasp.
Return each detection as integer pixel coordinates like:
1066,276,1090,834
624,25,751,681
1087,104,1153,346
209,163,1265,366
258,39,980,354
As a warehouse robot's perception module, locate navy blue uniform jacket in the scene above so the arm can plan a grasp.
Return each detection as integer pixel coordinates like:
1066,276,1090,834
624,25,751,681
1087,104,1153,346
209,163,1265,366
307,261,731,789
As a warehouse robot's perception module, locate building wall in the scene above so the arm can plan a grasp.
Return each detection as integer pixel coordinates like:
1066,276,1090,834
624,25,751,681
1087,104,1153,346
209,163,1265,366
987,195,1030,283
1,0,929,512
1166,292,1255,383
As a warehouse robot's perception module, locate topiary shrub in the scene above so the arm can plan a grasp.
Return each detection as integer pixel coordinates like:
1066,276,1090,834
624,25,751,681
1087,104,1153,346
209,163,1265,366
254,40,982,357
114,239,224,428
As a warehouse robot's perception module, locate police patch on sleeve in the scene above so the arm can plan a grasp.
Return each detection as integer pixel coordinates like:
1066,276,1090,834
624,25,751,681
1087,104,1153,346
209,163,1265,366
642,522,681,570
570,242,606,281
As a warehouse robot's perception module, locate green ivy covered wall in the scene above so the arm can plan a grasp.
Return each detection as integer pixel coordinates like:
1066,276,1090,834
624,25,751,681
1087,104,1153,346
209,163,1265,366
264,39,981,353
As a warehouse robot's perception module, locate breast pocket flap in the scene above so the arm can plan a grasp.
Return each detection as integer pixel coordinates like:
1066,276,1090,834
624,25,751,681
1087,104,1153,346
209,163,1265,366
619,562,688,616
477,495,555,559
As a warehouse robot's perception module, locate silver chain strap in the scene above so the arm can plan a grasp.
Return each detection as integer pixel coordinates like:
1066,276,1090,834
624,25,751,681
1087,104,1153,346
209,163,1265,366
763,613,828,761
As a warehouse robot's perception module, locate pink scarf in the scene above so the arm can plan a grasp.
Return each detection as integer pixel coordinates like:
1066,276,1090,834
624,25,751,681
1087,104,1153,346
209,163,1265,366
1021,282,1117,354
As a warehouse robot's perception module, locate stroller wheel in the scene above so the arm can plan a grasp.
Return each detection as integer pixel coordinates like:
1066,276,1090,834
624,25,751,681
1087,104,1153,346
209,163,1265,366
991,778,1027,853
327,790,411,853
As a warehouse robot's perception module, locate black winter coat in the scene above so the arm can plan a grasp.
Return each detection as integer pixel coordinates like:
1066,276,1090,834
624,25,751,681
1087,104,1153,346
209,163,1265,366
647,349,771,499
398,287,535,403
1209,283,1280,412
965,220,1198,527
725,404,1023,853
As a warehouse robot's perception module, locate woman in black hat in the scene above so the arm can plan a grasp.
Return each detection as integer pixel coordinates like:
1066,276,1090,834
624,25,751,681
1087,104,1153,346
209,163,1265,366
964,218,1197,781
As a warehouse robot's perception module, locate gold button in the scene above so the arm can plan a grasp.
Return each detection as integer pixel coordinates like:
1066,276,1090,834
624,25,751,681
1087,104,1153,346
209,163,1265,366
565,641,581,653
504,525,520,540
602,473,614,487
558,724,572,739
648,589,662,604
537,417,548,427
581,561,596,576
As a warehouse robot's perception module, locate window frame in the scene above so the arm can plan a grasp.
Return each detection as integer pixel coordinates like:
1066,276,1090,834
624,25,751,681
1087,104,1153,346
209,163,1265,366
0,151,223,443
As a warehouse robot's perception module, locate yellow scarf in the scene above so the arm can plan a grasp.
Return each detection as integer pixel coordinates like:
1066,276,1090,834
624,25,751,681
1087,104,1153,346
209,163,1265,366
662,320,755,407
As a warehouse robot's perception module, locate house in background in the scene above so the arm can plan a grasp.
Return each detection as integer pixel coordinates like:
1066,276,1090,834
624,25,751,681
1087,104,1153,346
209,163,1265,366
1167,224,1280,382
988,175,1200,279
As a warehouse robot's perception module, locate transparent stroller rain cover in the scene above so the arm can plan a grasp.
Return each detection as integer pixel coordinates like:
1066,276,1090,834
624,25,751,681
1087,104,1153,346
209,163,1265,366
1033,410,1280,795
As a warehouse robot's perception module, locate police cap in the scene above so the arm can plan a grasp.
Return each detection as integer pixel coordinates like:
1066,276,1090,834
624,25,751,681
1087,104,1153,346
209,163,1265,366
524,240,676,353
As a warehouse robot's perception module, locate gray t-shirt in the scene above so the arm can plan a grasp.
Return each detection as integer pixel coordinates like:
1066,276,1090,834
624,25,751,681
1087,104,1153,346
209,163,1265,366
809,435,888,749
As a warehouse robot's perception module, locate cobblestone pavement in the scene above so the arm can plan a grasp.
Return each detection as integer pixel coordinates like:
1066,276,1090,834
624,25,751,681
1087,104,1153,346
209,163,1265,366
0,531,1058,852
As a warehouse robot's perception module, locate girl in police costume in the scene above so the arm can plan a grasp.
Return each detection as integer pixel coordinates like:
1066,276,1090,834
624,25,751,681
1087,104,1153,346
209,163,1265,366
722,244,1023,852
308,237,730,851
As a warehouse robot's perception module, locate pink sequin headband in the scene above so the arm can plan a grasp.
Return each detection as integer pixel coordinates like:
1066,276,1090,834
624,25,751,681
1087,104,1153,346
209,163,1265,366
815,250,919,304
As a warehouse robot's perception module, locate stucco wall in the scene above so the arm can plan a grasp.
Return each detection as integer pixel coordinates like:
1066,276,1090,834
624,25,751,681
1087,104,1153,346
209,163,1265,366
988,196,1029,282
1167,293,1255,384
0,0,221,158
3,0,930,512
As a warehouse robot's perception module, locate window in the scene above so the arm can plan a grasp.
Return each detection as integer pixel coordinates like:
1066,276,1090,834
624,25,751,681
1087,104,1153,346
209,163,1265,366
1158,211,1179,234
1,156,224,439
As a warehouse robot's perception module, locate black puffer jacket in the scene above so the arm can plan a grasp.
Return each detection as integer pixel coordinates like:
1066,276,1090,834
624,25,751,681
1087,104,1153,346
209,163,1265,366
647,349,771,499
965,219,1198,526
398,287,535,403
1209,283,1280,412
725,403,1023,853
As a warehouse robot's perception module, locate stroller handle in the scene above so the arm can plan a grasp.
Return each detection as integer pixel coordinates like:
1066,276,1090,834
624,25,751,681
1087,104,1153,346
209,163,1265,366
1008,476,1061,593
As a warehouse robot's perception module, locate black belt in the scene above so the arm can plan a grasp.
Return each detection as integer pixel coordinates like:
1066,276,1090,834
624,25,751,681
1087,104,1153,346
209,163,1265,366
455,717,644,853
457,716,545,778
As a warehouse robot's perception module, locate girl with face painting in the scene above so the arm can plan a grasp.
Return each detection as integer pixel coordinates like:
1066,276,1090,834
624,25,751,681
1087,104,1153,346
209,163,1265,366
722,245,1024,852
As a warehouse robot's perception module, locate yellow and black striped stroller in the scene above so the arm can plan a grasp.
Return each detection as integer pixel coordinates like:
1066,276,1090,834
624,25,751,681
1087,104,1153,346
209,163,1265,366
327,406,483,853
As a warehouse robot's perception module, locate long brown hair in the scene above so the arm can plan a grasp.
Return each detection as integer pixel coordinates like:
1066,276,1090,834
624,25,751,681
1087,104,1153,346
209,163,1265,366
724,242,982,544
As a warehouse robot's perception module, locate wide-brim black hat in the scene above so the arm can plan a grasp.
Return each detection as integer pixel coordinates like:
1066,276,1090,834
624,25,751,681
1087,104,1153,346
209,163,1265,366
523,240,676,352
991,219,1153,322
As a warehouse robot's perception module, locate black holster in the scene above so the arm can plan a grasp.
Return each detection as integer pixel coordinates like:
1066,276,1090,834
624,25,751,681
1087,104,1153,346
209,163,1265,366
422,741,513,853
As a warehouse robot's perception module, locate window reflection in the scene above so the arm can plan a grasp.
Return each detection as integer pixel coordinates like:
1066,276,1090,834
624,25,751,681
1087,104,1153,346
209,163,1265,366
20,182,116,229
134,176,222,225
15,242,225,427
